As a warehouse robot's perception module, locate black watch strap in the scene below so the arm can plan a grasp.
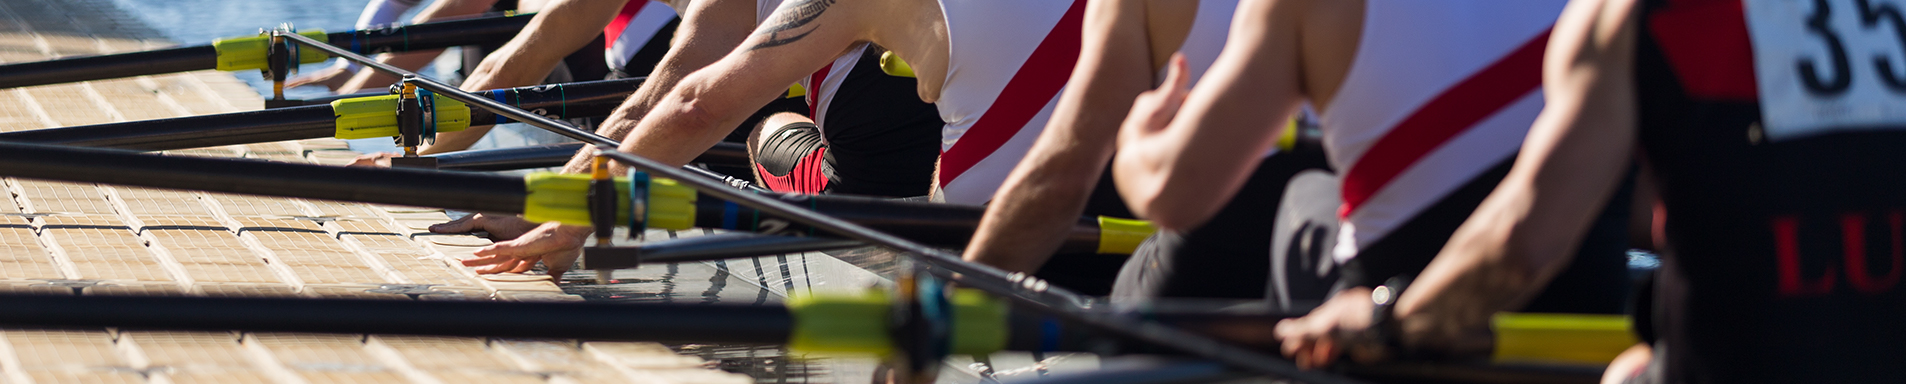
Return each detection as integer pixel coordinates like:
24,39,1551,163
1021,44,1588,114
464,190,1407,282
1368,274,1415,356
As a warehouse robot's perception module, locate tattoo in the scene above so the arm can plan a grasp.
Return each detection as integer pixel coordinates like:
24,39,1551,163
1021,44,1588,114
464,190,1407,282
749,0,836,50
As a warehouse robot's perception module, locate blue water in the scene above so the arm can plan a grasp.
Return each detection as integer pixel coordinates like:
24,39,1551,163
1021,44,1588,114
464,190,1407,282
107,0,368,99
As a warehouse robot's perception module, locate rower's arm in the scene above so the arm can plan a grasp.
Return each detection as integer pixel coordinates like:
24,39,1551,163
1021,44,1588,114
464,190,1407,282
1394,0,1642,348
963,0,1157,271
1111,0,1307,231
558,0,757,174
420,0,636,154
607,0,879,173
336,0,504,94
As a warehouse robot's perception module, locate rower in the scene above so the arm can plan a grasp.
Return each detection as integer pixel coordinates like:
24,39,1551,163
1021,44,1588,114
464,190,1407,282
1108,0,1636,368
414,0,682,154
289,0,559,94
1328,0,1906,381
960,0,1334,304
336,0,683,163
446,0,1162,295
428,0,944,277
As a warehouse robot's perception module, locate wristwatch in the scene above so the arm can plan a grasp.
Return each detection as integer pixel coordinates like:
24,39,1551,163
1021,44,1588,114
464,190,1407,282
1366,274,1414,357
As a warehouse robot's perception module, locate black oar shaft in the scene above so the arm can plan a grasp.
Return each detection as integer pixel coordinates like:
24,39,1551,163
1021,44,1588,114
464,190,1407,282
433,142,750,171
332,14,532,56
0,78,645,152
434,143,587,170
0,46,216,89
0,142,1038,248
0,294,789,343
0,14,531,89
0,142,525,212
694,195,1103,253
0,105,337,150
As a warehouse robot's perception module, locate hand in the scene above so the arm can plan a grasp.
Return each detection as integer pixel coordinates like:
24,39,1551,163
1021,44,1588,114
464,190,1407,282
1273,287,1387,369
430,212,541,241
286,64,354,91
458,221,592,277
1117,53,1191,148
348,153,398,168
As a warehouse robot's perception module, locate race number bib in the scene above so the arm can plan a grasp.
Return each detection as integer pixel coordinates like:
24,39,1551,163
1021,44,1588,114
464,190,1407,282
1745,0,1906,141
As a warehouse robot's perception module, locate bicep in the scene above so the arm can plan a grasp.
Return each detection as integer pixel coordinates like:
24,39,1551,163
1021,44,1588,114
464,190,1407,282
1519,0,1641,184
1504,0,1641,262
665,0,758,71
675,0,868,115
1055,0,1158,137
1162,0,1306,170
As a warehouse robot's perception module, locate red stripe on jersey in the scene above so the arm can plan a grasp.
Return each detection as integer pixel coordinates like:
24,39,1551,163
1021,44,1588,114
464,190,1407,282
1338,31,1550,218
807,63,833,119
936,0,1086,186
604,1,648,49
1647,0,1757,100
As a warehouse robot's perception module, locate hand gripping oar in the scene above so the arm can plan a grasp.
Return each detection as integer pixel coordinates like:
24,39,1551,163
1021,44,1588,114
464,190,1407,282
0,77,643,152
0,13,535,90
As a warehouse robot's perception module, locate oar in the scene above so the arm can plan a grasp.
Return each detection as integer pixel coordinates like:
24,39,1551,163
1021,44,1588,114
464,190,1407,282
0,77,643,151
0,13,535,89
0,292,1621,383
0,141,1142,253
582,232,865,268
432,141,752,171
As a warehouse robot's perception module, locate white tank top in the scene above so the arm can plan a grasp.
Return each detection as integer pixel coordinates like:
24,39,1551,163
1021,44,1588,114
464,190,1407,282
934,0,1086,205
1319,0,1566,262
754,0,862,132
605,0,679,74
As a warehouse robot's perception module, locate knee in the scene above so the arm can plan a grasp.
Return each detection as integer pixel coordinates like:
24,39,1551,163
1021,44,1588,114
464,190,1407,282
749,112,813,158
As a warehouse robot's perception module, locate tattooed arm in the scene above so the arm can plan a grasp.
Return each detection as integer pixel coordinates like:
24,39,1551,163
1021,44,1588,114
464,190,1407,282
603,0,885,172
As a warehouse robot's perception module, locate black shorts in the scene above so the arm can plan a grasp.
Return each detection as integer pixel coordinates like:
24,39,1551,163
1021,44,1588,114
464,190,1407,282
754,122,835,194
1112,144,1334,302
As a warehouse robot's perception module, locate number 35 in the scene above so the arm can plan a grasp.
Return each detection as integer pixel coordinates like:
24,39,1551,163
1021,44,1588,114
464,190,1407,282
1798,0,1906,95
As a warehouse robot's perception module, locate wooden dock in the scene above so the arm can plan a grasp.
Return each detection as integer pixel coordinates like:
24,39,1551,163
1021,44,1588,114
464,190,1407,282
0,0,751,382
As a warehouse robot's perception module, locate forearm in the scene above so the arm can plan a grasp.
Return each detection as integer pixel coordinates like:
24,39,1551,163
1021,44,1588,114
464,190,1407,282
559,0,759,174
334,0,501,94
1393,0,1641,344
1113,110,1285,231
964,145,1111,271
605,79,742,174
420,0,631,154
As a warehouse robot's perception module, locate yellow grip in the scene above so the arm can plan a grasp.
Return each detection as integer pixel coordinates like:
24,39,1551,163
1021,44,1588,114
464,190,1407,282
1096,216,1156,254
786,83,807,98
879,51,915,78
786,289,1006,356
211,30,331,71
1276,118,1300,150
330,94,471,139
646,177,697,231
520,173,697,229
1493,313,1637,365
